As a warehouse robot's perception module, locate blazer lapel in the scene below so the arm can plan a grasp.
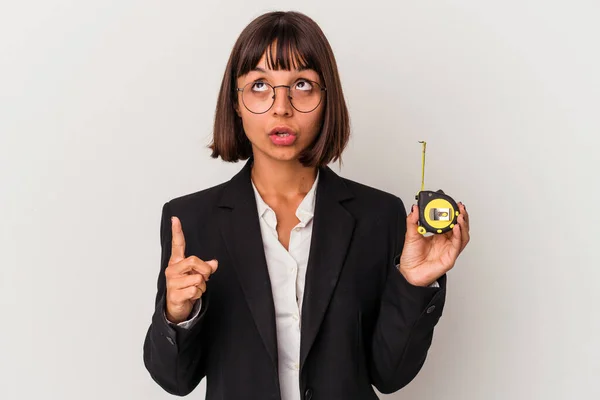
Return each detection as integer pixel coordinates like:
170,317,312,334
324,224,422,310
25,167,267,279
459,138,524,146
217,157,356,375
299,164,355,371
217,158,279,370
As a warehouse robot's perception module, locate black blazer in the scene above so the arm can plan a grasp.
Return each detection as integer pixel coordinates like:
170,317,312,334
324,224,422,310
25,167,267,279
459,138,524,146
143,157,447,400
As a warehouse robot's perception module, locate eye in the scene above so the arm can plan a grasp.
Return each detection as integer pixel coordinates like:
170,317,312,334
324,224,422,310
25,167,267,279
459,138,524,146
251,81,270,92
295,79,313,91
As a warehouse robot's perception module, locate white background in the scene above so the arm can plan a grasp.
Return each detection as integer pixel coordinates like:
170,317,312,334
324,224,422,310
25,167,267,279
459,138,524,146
1,1,599,399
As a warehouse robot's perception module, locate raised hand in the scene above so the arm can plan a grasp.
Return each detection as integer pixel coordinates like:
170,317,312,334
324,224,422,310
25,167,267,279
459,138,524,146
164,216,218,324
398,202,470,287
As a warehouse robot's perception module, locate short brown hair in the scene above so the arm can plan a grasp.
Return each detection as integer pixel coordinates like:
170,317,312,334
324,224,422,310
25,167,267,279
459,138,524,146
208,11,350,168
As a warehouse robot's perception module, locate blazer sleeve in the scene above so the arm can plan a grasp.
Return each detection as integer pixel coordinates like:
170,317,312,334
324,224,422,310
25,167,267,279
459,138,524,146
368,196,447,394
164,298,203,329
143,201,210,396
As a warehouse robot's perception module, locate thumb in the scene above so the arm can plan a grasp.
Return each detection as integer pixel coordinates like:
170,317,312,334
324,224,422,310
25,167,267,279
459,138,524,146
405,204,421,239
206,259,219,274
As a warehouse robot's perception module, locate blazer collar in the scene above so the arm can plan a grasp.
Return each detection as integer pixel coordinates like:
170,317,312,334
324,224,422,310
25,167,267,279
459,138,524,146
217,156,356,374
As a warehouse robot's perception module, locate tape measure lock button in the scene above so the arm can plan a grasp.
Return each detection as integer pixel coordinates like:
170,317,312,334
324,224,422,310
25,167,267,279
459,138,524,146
430,208,450,221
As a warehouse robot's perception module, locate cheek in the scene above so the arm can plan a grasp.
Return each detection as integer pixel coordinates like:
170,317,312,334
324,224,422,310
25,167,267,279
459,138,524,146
306,108,325,133
239,113,267,138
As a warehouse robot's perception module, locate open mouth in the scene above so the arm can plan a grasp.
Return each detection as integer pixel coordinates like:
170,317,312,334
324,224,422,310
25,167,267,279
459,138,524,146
269,126,296,137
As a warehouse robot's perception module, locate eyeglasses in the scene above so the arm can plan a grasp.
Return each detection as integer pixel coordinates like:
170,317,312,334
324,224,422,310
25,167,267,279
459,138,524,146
236,79,326,114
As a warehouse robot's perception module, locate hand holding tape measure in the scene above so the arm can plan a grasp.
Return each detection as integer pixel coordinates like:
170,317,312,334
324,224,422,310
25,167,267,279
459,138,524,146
397,141,471,287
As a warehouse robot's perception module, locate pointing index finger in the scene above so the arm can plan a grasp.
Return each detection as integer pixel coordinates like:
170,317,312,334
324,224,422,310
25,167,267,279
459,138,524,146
170,216,186,264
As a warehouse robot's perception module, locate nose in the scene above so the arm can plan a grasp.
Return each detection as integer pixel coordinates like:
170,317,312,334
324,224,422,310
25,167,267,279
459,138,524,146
271,85,293,116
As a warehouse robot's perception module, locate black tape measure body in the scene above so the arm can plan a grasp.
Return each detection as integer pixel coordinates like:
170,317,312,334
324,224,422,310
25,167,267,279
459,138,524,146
415,189,460,235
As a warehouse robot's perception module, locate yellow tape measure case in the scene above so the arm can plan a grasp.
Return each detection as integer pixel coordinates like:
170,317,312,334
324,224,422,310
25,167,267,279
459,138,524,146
415,189,459,235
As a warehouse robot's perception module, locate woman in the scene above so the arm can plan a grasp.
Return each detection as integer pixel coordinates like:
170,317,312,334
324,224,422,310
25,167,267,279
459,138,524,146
143,11,470,400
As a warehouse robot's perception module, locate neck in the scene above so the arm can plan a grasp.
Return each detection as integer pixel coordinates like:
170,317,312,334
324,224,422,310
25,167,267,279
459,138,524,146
250,156,318,198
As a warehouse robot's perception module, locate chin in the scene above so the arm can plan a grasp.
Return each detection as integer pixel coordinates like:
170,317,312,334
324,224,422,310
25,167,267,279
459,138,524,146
255,145,302,162
269,149,301,162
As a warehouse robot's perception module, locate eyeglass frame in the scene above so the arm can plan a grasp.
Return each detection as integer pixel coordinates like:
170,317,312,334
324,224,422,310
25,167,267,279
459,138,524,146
235,79,327,114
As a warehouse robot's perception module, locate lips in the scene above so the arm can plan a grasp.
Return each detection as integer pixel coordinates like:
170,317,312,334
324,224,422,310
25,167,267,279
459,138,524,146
268,126,297,136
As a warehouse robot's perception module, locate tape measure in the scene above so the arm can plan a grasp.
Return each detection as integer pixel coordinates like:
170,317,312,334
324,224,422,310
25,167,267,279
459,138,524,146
415,141,460,235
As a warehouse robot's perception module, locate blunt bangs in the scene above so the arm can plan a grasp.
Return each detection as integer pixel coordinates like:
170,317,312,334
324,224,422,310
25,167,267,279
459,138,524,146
235,24,317,77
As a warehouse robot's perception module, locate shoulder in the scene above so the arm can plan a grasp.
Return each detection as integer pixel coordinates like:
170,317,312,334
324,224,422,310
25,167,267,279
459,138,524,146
161,180,229,225
168,181,228,208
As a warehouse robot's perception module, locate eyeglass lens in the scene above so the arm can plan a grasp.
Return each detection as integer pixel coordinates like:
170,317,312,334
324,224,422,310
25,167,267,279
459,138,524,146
240,80,323,113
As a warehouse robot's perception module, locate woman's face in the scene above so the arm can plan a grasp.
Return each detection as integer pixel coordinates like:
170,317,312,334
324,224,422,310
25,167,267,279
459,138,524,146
235,51,325,164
